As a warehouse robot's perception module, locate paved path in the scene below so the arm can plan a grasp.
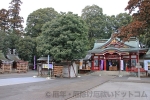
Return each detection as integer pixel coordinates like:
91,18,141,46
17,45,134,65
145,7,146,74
68,81,150,100
0,71,115,100
1,71,150,100
68,76,150,100
0,77,53,86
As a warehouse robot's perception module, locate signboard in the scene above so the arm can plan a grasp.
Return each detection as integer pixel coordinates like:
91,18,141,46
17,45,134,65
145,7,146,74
108,50,115,54
136,63,141,68
105,54,119,59
144,60,150,70
42,64,53,69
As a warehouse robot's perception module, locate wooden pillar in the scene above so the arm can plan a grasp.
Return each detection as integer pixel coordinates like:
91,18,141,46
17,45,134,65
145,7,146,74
104,56,106,71
136,53,139,63
91,56,94,70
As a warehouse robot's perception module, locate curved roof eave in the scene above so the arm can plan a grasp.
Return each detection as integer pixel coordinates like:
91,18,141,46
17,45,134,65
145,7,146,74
88,48,149,54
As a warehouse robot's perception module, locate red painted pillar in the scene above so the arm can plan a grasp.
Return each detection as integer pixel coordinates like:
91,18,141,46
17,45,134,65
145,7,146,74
104,60,106,71
104,56,106,71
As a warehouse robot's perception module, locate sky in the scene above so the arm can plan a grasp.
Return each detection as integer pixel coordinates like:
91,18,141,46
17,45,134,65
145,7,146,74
0,0,129,27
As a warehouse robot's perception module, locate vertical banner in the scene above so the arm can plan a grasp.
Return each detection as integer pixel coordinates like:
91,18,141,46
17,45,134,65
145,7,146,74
34,56,36,70
121,60,124,71
48,55,49,69
100,60,104,70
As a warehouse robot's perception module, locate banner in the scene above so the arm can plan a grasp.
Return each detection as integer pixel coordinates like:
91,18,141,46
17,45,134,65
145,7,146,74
100,60,103,70
121,60,124,71
34,56,36,70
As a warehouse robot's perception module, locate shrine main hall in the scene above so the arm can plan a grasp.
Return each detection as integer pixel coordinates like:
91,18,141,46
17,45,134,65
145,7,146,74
87,34,150,71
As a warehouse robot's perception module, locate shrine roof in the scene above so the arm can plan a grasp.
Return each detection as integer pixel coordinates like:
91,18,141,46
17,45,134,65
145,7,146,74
88,47,148,54
146,49,150,55
6,54,21,62
93,34,138,49
37,57,53,61
0,51,8,61
143,49,150,59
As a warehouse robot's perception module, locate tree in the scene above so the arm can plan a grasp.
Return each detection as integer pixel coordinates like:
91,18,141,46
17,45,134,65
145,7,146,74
37,12,89,62
16,36,36,62
0,30,7,50
0,9,9,32
3,33,19,55
25,7,58,37
104,13,132,39
81,5,106,49
8,0,24,35
112,13,132,32
116,0,150,43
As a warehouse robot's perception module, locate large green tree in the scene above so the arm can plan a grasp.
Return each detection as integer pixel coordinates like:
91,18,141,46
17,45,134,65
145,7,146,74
3,33,19,55
16,36,36,62
8,0,24,35
37,12,89,62
25,7,58,37
81,5,106,49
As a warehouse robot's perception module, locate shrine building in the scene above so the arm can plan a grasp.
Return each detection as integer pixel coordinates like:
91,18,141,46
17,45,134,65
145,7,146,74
87,34,150,71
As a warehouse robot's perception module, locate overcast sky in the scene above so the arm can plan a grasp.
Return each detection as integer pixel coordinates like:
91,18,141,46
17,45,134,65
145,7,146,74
0,0,129,27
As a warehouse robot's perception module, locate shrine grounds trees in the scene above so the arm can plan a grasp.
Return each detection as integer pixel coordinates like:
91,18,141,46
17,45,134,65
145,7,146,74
16,36,36,62
0,0,30,62
81,4,132,49
0,9,9,32
0,0,139,63
25,7,58,37
36,12,89,62
116,0,150,47
24,7,59,62
8,0,24,35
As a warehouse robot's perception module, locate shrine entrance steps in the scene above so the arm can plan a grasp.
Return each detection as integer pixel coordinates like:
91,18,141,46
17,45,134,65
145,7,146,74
90,71,131,76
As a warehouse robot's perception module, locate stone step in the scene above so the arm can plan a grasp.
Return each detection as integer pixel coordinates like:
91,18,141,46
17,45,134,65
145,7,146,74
90,71,146,76
91,71,130,76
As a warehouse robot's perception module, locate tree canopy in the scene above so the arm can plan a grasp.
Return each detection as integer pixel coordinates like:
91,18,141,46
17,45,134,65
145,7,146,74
16,36,36,62
116,0,150,44
81,5,106,49
25,7,58,37
2,33,19,55
37,12,89,62
8,0,24,35
81,5,132,49
0,9,9,32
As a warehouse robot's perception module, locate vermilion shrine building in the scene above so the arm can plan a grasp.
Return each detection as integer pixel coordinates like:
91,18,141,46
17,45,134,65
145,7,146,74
87,35,150,71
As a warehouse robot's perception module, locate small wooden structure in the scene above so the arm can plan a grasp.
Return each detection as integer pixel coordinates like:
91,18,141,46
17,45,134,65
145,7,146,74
74,54,91,74
16,60,28,73
0,51,13,73
1,62,12,73
53,65,63,77
37,56,64,77
6,54,28,73
37,57,53,76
